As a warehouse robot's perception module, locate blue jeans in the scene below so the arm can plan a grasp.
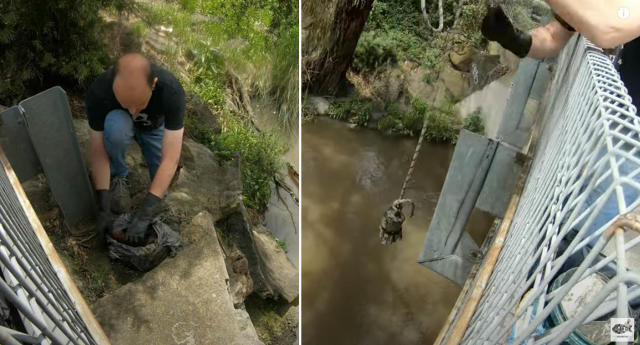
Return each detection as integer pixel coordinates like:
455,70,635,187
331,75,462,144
103,109,164,180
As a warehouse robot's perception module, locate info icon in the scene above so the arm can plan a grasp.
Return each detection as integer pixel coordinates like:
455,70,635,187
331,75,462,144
610,318,634,342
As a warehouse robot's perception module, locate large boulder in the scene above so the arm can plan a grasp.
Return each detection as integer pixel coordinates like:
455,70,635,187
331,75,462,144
305,96,330,116
450,45,473,71
92,211,264,345
252,225,299,304
216,205,299,304
440,64,469,100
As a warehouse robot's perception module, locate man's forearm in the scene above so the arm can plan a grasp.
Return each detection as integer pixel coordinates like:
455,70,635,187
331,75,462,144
547,0,640,47
149,159,179,198
149,128,183,198
89,130,110,190
528,20,574,59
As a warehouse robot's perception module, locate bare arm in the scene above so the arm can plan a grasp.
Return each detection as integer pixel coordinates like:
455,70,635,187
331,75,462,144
88,129,110,190
149,128,183,198
547,0,640,48
528,20,575,59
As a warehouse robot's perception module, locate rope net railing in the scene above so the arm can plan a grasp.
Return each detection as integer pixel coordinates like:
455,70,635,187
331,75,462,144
459,35,640,344
0,153,99,344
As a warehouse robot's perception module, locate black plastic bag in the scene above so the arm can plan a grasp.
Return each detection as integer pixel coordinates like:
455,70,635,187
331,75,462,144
106,214,181,272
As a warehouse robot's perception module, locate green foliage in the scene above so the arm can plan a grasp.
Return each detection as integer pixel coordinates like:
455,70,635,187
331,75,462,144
136,1,295,211
213,114,285,211
0,0,127,104
422,99,460,143
353,31,398,72
140,0,298,131
463,108,485,135
353,0,441,73
276,238,287,252
178,0,198,12
328,99,371,126
377,101,424,136
270,23,299,131
131,20,148,39
301,97,319,123
378,98,460,142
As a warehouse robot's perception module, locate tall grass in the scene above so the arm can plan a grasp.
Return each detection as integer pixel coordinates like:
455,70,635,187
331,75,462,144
136,0,296,210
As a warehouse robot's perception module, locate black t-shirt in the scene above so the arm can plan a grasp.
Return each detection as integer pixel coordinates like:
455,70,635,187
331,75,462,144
619,37,640,109
85,65,185,131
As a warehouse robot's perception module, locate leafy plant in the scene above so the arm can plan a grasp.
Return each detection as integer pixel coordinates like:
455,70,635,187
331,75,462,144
378,98,460,142
276,238,287,253
328,102,349,121
328,99,371,127
134,0,296,211
463,108,485,135
213,113,285,211
0,0,129,104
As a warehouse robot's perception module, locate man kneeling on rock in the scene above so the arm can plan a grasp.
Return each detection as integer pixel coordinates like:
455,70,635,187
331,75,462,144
85,53,185,244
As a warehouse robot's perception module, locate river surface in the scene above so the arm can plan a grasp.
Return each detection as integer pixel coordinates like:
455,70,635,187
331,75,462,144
301,118,493,345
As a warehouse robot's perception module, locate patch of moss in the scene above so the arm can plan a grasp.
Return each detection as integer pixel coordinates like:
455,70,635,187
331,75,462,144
245,294,297,345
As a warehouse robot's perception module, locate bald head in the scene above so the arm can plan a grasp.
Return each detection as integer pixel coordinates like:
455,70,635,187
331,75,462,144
112,53,157,115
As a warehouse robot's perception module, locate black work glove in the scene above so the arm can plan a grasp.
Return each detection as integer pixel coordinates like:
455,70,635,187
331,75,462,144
481,6,532,58
96,190,113,238
126,193,161,245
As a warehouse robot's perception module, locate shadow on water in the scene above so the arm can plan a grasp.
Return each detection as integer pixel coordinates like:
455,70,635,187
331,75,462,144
302,118,493,345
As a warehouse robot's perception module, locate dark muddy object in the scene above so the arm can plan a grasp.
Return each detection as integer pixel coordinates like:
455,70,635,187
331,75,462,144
106,214,181,272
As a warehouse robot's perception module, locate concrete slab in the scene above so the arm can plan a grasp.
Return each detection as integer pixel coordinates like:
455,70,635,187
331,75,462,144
92,212,263,345
455,72,515,139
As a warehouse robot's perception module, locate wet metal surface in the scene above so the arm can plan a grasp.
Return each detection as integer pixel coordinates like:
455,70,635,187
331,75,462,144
301,118,493,345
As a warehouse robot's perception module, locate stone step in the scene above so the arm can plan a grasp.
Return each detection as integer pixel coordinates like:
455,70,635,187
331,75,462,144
91,211,263,345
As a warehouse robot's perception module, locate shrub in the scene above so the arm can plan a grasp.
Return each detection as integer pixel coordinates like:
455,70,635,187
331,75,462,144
213,113,285,211
378,98,460,142
377,115,399,133
328,99,371,126
353,31,398,72
0,0,129,104
463,108,485,135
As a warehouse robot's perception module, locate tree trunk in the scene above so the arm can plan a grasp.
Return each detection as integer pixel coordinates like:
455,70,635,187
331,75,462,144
302,0,375,95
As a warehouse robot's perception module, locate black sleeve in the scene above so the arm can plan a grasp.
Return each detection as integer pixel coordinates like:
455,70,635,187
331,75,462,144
163,80,186,130
85,74,111,131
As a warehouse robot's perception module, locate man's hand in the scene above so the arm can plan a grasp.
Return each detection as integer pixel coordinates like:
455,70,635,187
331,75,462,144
481,6,532,58
96,190,113,237
126,193,161,245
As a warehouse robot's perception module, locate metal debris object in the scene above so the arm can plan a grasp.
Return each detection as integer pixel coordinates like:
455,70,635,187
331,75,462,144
379,199,414,245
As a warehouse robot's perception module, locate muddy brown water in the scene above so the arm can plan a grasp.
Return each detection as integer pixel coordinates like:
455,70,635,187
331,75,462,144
302,118,493,345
